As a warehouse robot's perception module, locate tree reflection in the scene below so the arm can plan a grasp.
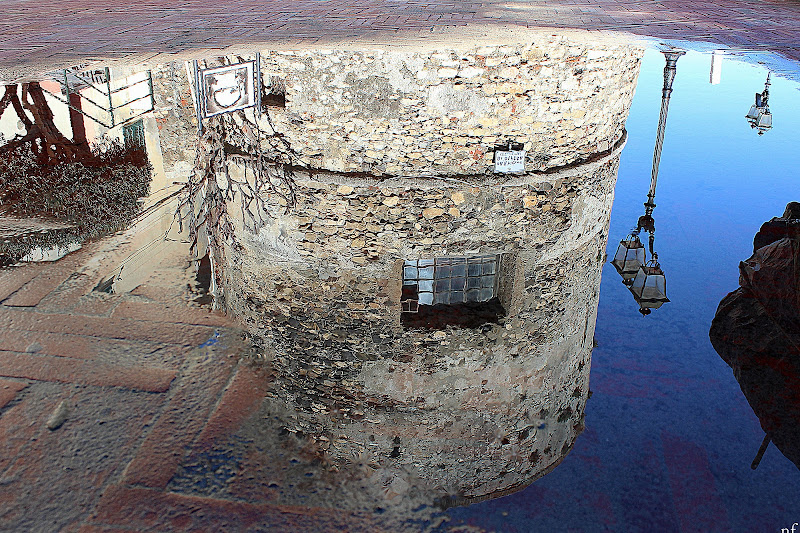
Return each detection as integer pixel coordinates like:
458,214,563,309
0,83,151,265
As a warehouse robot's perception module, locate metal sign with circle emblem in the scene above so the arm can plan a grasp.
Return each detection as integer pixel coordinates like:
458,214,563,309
198,61,257,118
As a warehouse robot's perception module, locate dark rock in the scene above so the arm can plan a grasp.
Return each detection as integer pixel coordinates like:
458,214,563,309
710,228,800,470
752,202,800,252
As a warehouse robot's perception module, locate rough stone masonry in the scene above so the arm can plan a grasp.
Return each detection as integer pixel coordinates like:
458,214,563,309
151,34,643,505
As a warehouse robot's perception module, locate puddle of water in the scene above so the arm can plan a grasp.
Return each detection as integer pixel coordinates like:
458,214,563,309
19,240,82,262
2,31,800,532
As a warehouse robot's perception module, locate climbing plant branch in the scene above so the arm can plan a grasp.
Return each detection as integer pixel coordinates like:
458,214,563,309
174,103,298,259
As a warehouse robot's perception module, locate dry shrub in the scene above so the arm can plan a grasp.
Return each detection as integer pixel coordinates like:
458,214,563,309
0,136,152,265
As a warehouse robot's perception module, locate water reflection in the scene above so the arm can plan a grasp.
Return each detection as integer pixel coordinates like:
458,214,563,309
2,33,800,531
208,39,640,507
710,202,800,470
611,50,683,315
745,72,773,135
0,82,152,266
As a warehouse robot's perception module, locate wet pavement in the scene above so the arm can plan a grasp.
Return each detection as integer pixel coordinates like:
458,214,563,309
0,220,434,532
3,0,800,82
2,3,800,533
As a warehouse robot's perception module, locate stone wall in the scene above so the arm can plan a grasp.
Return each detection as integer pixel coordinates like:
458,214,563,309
223,146,623,501
149,62,197,183
148,37,642,181
260,38,641,176
147,36,643,506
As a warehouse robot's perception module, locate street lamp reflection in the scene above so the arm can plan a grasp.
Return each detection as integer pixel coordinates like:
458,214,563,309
612,233,645,283
745,72,772,135
628,255,670,314
612,49,684,315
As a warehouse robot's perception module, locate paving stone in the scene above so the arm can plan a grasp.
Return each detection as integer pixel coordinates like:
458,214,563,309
129,283,193,303
0,350,177,392
0,328,99,359
1,248,90,307
0,263,45,302
65,296,121,317
193,363,272,452
0,307,216,346
111,301,232,327
2,0,800,83
0,328,185,369
0,383,165,533
89,485,386,533
121,336,241,488
0,378,28,409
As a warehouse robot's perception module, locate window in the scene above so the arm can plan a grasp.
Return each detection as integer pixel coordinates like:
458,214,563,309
122,119,145,148
401,254,506,329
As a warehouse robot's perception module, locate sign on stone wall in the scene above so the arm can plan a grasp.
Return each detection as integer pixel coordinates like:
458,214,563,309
494,147,526,173
199,61,257,117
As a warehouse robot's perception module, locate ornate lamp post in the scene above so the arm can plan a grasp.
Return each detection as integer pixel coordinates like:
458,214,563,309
612,49,683,315
745,72,772,135
644,49,684,223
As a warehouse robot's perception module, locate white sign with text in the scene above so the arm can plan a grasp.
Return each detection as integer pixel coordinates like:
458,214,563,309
494,150,526,173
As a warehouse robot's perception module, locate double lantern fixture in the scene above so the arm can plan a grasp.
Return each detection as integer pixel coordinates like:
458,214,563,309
612,50,684,315
745,72,772,135
612,214,668,315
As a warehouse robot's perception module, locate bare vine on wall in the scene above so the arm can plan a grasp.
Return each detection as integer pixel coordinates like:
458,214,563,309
174,73,298,259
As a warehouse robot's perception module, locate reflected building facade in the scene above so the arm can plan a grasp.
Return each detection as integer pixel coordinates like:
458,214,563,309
154,36,643,505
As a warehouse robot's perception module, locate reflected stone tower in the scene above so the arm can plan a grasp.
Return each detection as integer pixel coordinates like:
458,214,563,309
168,36,643,506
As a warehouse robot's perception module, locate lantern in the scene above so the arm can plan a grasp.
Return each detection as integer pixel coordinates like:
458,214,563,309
611,233,646,284
628,257,669,315
745,73,772,135
745,106,772,135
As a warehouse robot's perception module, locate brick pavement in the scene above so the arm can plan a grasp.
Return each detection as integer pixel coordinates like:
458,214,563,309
1,0,800,82
0,226,388,532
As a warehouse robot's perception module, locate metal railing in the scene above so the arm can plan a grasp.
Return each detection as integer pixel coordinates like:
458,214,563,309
42,67,155,129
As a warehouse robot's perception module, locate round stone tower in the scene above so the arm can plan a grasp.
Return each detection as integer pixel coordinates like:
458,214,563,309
215,36,643,504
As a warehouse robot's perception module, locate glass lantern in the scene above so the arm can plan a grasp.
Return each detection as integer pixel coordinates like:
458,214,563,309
611,234,646,284
754,110,772,134
746,97,772,135
628,258,669,314
746,103,760,122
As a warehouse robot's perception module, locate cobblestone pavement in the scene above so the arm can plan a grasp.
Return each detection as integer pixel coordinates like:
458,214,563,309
1,0,800,82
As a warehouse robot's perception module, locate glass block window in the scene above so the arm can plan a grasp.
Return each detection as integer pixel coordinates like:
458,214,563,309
401,255,500,312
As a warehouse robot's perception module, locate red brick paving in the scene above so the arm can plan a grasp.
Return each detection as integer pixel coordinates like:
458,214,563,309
0,264,43,302
0,229,400,531
121,350,239,489
0,350,177,392
1,247,94,307
0,306,216,345
192,363,272,453
0,237,281,531
111,300,231,327
1,0,800,82
0,327,168,363
0,378,27,409
87,485,387,533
